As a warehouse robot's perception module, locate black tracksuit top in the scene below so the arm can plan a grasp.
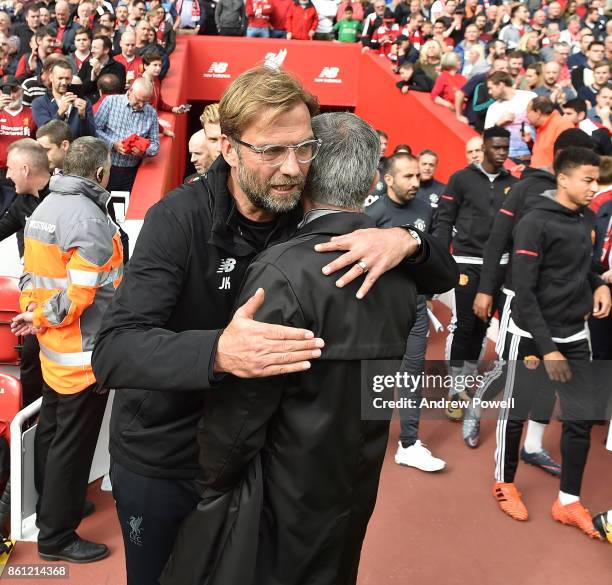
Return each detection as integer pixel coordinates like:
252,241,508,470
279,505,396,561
512,192,603,356
478,167,556,295
434,163,518,259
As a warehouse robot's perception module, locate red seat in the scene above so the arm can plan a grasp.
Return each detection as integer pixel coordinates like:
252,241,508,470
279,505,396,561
0,373,22,442
0,276,20,365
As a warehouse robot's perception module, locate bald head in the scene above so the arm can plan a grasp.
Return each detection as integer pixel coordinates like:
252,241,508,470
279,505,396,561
120,30,137,58
466,136,484,164
542,61,560,86
189,130,211,174
55,0,70,26
128,77,153,110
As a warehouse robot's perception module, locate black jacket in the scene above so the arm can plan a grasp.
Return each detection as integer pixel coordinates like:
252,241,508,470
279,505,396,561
161,211,456,585
92,158,458,480
434,163,518,260
478,167,555,295
93,158,300,479
78,58,127,103
395,68,434,93
0,184,50,255
512,192,603,355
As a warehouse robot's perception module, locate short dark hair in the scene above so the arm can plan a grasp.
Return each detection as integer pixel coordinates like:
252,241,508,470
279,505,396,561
92,34,112,53
74,27,92,39
483,125,511,141
599,156,612,185
507,50,523,60
588,40,605,51
385,152,418,175
25,3,40,15
509,2,525,18
376,129,388,140
553,146,600,175
142,47,163,66
34,26,53,41
529,96,555,115
563,97,587,115
97,72,122,95
42,55,71,74
488,71,514,87
393,143,412,154
419,148,438,159
553,128,595,154
36,120,72,145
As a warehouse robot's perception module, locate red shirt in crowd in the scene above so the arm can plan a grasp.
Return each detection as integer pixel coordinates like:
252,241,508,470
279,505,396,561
285,2,318,40
372,24,400,56
114,54,144,87
148,77,173,112
431,71,467,104
270,0,292,30
73,52,91,72
246,0,273,29
0,106,36,168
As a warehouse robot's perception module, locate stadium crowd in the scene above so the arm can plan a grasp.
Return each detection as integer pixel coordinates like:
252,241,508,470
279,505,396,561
0,0,610,582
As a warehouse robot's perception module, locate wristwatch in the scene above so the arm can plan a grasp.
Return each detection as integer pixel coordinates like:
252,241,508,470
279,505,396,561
407,228,423,258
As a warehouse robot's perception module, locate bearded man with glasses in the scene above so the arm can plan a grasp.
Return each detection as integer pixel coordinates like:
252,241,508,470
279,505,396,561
92,66,456,585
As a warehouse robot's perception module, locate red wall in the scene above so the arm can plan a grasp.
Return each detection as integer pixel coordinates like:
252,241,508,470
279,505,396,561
127,36,476,219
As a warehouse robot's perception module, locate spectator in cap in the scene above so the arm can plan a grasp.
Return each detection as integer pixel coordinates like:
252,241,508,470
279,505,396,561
0,72,36,173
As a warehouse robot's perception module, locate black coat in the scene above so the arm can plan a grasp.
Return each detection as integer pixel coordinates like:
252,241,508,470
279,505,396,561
161,210,457,585
78,57,127,104
478,167,556,295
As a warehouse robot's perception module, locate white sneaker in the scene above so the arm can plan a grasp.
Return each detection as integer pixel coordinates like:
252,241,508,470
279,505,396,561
394,440,446,472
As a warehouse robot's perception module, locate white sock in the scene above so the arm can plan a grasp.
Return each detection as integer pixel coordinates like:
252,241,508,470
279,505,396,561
558,490,580,505
607,510,612,523
523,420,546,454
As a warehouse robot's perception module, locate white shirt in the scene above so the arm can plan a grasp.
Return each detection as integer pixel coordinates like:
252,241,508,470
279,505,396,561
312,0,339,34
485,90,537,158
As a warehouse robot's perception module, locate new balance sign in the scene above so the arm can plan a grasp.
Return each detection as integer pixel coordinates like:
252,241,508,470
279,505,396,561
204,62,231,79
314,67,342,84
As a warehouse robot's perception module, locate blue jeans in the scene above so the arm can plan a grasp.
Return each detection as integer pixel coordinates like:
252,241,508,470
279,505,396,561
247,26,270,37
270,29,286,38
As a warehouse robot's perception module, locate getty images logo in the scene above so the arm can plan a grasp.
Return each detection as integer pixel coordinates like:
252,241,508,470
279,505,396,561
204,61,231,79
314,67,342,84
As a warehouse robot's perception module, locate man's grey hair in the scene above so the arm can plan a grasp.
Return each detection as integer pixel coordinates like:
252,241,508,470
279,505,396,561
306,113,380,209
63,137,110,178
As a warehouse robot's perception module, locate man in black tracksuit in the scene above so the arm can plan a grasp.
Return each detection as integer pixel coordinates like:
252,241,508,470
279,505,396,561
0,139,50,407
434,125,516,414
160,113,458,585
366,152,447,472
91,66,455,585
492,147,611,538
465,129,596,458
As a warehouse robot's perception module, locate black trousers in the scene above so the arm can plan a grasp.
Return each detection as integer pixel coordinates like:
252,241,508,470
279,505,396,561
20,335,43,407
35,382,108,552
494,334,595,495
448,263,501,367
218,26,244,36
108,164,139,192
110,461,200,585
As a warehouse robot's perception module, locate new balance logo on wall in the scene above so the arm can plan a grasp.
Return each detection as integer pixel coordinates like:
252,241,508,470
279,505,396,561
314,67,342,84
204,62,231,79
264,48,288,70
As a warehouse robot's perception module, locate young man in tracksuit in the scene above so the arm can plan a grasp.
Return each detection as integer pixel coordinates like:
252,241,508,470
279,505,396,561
492,147,611,539
434,125,517,419
367,152,447,473
464,129,596,462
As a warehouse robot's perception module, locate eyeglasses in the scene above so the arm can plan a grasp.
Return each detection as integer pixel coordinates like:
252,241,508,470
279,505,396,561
233,137,322,167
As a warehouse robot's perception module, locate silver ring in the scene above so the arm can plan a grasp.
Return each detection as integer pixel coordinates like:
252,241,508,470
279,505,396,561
357,260,369,273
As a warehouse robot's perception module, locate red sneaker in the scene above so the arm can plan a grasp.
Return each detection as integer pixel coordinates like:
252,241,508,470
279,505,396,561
552,499,602,540
493,482,529,521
